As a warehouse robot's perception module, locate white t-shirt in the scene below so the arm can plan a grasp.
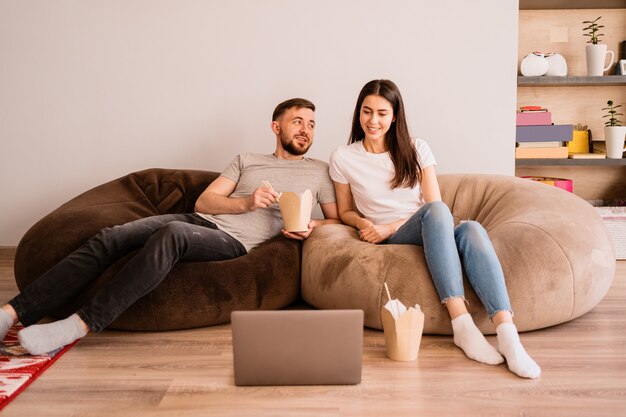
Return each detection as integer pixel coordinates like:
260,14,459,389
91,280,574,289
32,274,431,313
329,138,436,225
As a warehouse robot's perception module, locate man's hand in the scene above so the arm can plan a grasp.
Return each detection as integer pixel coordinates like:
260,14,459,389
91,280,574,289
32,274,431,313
248,186,280,211
281,219,321,241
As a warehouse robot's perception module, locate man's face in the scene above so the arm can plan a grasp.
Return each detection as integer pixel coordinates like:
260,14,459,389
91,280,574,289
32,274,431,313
274,107,315,156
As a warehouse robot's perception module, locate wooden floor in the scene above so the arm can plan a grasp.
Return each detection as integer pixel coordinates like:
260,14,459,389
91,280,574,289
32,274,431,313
1,249,625,417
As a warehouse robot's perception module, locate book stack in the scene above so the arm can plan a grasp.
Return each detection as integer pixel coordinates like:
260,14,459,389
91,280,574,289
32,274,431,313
515,106,573,159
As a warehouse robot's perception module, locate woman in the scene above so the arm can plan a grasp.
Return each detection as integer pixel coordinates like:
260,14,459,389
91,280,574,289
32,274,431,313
329,79,540,379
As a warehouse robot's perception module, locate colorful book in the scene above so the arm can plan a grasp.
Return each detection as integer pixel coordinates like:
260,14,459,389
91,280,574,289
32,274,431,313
521,176,573,193
516,111,552,126
519,106,548,112
515,146,568,159
515,124,573,142
517,141,563,148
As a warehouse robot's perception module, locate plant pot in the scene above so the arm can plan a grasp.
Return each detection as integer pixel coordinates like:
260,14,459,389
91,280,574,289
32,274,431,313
586,44,614,76
604,126,626,159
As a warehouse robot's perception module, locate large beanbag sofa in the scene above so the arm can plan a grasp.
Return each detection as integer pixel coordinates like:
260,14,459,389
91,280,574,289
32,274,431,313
301,174,616,334
14,170,615,334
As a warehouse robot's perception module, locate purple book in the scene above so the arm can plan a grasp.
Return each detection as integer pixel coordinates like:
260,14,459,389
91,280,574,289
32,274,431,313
515,124,573,142
516,112,552,126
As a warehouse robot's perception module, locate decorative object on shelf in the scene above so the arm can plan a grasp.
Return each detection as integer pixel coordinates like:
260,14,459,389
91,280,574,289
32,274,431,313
521,176,573,193
568,123,590,154
617,41,626,75
589,199,626,260
545,52,568,76
583,17,614,76
602,100,626,159
520,52,549,76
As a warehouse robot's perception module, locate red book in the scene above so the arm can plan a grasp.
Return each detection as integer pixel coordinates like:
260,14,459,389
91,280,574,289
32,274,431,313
516,111,552,126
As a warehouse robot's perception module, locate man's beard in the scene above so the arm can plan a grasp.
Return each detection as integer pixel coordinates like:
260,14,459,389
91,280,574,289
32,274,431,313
281,133,311,156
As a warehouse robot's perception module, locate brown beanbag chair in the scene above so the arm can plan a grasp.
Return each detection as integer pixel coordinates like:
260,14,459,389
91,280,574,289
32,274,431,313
14,168,301,331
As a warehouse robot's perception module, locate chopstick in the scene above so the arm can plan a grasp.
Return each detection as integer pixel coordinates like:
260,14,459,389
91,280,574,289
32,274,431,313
262,180,281,202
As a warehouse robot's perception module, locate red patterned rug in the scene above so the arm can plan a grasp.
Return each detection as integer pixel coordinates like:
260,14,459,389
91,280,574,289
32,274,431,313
0,325,77,411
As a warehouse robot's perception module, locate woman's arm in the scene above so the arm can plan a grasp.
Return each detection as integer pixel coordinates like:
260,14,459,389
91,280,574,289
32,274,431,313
420,165,442,203
334,181,398,243
333,181,363,227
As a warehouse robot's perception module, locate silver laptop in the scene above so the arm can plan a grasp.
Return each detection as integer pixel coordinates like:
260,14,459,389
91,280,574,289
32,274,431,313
231,309,363,386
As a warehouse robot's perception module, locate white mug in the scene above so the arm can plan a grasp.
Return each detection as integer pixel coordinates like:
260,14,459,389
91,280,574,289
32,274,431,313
586,44,614,76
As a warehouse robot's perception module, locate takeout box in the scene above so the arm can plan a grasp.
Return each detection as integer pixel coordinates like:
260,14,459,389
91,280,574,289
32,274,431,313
278,190,312,232
380,301,425,361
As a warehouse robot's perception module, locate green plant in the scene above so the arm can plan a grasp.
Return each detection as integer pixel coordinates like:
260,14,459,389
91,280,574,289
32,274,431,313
582,16,605,44
602,100,624,127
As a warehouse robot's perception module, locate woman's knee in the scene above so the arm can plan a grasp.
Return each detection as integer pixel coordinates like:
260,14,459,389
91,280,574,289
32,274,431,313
420,201,453,224
454,220,487,243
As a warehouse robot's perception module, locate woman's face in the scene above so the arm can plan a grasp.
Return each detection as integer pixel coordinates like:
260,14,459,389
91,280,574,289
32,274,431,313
360,94,395,143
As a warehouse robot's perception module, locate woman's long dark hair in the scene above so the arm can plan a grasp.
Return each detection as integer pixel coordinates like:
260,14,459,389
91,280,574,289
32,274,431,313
348,79,421,189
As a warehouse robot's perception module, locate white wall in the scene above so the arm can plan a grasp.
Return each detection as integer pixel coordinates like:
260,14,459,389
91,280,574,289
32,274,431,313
0,0,518,246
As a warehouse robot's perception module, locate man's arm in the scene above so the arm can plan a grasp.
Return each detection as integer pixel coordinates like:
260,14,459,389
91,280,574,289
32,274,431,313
194,176,279,214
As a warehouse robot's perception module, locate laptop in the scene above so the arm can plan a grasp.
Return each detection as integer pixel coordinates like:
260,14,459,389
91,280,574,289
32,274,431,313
231,309,363,386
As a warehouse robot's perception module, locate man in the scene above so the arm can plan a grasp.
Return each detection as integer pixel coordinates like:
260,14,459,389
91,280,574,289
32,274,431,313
0,98,338,355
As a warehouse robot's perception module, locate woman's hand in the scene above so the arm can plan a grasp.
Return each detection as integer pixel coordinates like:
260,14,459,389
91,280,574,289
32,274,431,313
359,223,395,244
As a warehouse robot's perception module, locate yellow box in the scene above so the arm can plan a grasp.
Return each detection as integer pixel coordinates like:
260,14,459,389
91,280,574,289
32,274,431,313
568,130,589,154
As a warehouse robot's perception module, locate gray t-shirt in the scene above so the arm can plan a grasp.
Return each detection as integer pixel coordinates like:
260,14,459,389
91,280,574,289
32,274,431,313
197,153,336,252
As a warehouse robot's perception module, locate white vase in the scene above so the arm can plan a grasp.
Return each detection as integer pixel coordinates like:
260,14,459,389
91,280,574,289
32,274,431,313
545,53,568,76
520,52,548,76
586,44,614,76
604,126,626,159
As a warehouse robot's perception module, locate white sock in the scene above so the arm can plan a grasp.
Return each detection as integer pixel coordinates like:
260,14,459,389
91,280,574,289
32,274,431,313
452,313,504,365
0,308,14,341
18,314,88,355
497,322,541,379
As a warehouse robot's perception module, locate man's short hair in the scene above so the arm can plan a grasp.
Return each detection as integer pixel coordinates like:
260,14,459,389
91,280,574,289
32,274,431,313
272,98,315,121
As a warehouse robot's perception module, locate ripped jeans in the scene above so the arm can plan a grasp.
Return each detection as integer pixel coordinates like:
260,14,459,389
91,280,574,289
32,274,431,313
383,201,512,318
9,213,247,333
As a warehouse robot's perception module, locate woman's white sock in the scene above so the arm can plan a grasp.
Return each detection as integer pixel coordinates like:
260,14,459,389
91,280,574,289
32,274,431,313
452,313,504,365
18,313,88,355
497,322,541,379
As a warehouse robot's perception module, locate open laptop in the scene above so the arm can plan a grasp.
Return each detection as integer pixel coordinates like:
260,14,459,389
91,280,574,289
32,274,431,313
231,309,363,386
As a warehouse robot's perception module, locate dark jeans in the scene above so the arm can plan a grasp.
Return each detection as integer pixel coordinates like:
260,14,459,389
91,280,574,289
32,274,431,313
9,213,247,333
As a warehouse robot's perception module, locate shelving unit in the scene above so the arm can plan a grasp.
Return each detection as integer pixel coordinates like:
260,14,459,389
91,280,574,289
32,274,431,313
520,0,626,10
515,2,626,200
518,75,626,86
516,158,626,166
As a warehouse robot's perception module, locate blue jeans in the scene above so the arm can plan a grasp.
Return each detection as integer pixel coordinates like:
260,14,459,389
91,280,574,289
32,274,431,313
384,201,512,318
10,213,247,333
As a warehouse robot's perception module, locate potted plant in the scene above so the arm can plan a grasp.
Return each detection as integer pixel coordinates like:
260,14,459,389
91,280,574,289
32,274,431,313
583,16,614,76
602,100,626,158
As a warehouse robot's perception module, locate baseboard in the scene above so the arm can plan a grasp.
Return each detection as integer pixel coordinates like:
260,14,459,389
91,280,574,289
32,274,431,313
0,247,17,262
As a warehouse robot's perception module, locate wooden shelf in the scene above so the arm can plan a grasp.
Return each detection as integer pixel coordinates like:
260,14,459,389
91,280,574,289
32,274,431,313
520,0,626,9
517,76,626,86
516,158,626,166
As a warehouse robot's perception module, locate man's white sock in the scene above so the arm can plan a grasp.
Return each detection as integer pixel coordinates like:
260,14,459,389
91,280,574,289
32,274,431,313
18,314,88,355
0,308,14,341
